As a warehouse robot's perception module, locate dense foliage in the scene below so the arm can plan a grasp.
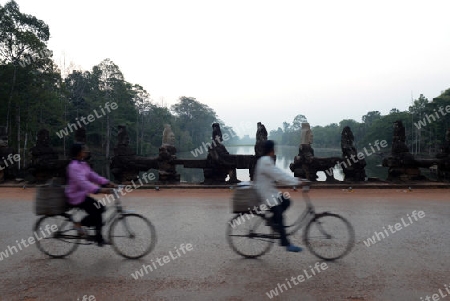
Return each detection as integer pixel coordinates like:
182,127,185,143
0,1,239,168
269,91,450,157
1,0,449,170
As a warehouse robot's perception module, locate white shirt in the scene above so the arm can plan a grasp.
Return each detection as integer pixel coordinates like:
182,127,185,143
254,156,300,207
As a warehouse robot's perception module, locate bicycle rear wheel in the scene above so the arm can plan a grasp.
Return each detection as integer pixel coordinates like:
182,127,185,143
226,213,274,259
34,215,79,258
304,212,355,261
108,213,156,259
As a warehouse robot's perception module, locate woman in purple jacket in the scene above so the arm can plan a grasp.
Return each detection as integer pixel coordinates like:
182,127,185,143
65,143,116,246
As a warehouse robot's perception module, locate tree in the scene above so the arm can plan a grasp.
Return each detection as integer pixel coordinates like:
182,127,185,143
268,127,283,144
291,114,307,131
171,96,218,147
408,94,428,154
131,84,151,154
408,94,428,114
0,0,51,164
311,123,340,148
362,111,381,126
93,58,124,160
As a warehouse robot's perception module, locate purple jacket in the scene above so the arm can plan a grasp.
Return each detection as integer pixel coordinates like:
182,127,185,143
65,160,109,205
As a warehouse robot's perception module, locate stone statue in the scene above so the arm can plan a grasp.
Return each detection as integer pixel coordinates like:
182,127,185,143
209,123,229,159
0,126,16,182
162,124,175,146
300,122,313,145
212,122,223,142
111,124,161,183
340,126,366,181
299,122,314,159
28,128,65,183
446,128,450,146
31,129,58,160
290,123,341,181
256,122,267,142
204,123,238,184
118,125,130,146
252,122,269,179
382,120,424,181
436,128,450,180
391,120,410,156
74,127,86,144
114,125,134,156
157,124,179,183
341,126,354,153
0,127,7,148
254,122,268,159
437,128,450,157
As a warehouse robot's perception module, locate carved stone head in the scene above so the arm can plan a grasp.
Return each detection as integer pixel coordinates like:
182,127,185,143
300,122,313,144
162,124,175,146
0,126,7,147
212,122,222,142
117,125,130,146
36,129,50,147
256,122,268,141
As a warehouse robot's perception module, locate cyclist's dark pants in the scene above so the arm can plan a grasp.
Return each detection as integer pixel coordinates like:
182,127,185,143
76,196,105,240
270,195,291,246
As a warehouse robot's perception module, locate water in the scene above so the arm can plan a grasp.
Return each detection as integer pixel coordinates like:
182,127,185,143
88,145,388,183
175,145,388,182
85,145,430,183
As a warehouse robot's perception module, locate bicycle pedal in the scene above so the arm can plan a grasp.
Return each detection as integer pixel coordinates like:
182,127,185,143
73,225,88,237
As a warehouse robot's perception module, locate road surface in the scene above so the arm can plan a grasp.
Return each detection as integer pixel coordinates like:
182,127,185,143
0,188,449,301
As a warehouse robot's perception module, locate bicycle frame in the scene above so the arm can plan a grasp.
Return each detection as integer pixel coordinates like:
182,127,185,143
269,185,315,234
36,185,156,259
255,184,329,236
227,183,355,260
61,186,129,239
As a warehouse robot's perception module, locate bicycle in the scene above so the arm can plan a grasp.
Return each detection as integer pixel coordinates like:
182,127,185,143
34,186,156,259
226,184,355,261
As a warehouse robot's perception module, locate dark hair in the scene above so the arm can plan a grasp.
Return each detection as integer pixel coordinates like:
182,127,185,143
70,143,84,158
263,140,275,155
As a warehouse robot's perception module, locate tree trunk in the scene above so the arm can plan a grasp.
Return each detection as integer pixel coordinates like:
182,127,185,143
23,132,27,169
106,113,110,160
136,111,139,155
23,97,29,169
63,98,67,157
140,114,144,155
16,102,20,170
6,64,17,136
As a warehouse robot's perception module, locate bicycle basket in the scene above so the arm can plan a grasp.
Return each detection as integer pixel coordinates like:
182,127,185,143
34,178,68,216
231,184,261,214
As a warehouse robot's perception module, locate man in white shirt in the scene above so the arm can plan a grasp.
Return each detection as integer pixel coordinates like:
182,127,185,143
254,140,303,252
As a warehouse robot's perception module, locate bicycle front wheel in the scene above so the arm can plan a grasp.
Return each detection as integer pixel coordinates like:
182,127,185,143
304,212,355,261
34,215,79,258
226,213,274,259
108,213,156,259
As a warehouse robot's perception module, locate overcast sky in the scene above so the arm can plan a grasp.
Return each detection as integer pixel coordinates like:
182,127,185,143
3,0,450,136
